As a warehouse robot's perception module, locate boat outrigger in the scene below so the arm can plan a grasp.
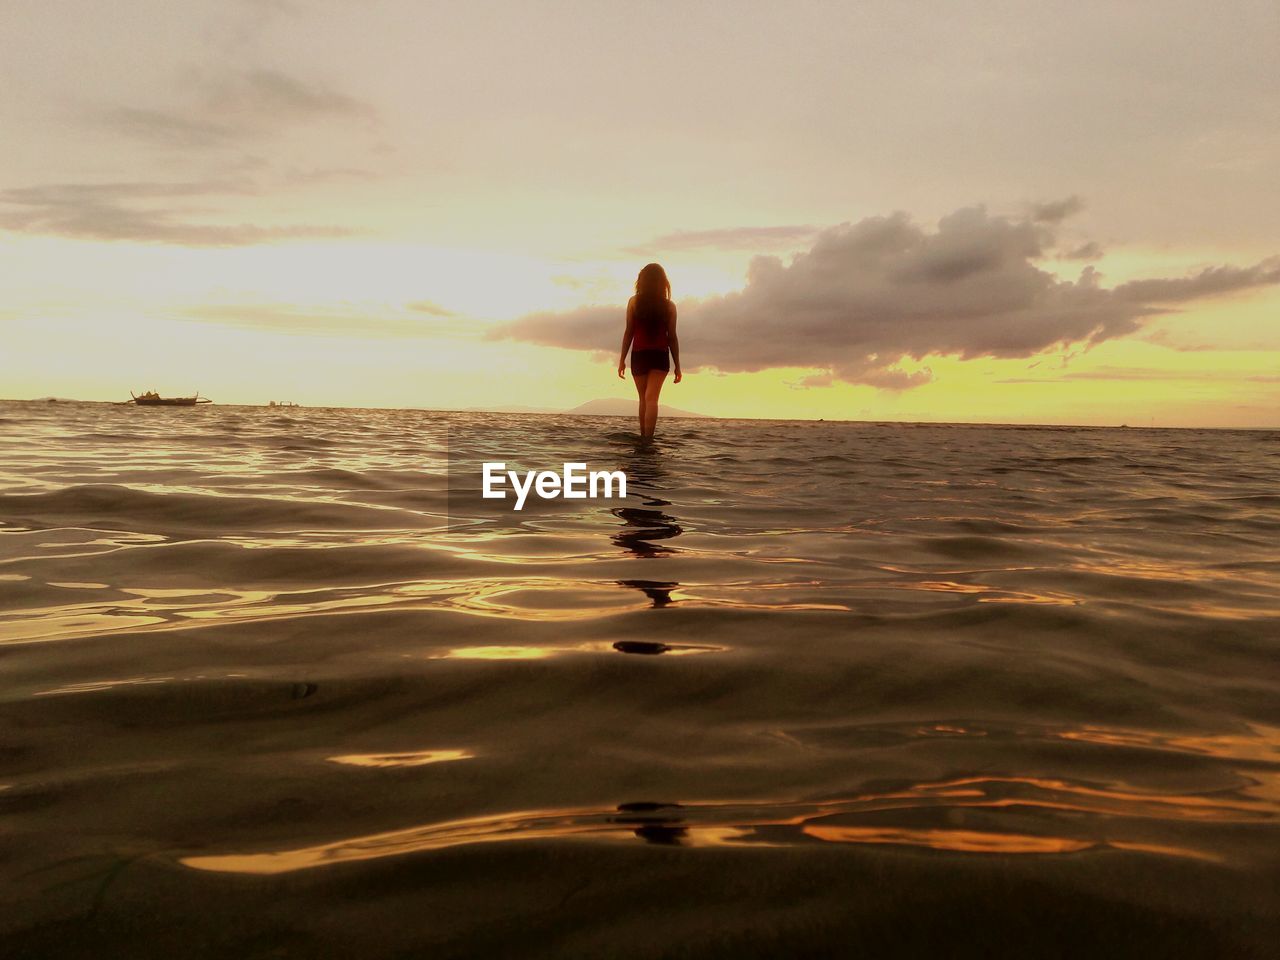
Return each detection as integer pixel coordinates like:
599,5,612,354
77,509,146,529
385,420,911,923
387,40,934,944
126,391,212,407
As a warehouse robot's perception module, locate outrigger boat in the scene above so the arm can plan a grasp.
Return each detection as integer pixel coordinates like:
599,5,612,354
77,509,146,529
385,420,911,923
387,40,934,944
126,391,212,407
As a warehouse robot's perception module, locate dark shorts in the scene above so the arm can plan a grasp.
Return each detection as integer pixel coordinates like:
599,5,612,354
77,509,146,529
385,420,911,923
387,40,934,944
631,348,670,375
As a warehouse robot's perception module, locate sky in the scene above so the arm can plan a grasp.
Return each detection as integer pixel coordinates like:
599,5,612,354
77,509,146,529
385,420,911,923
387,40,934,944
2,0,1278,426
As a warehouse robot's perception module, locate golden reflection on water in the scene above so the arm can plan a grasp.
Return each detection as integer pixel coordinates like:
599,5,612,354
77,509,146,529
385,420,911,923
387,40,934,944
435,640,722,660
181,769,1272,875
0,576,846,644
183,807,619,874
910,579,1079,605
328,749,473,767
1243,770,1280,805
1058,723,1280,765
10,412,1280,889
915,580,989,594
1108,840,1226,862
442,580,635,621
34,675,175,697
0,576,641,644
921,723,983,736
0,611,166,645
438,645,562,660
975,593,1079,605
804,825,1095,855
13,541,1254,646
182,594,399,621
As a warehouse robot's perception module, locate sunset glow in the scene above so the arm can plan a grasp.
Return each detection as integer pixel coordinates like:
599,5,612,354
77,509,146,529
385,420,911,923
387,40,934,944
3,1,1276,426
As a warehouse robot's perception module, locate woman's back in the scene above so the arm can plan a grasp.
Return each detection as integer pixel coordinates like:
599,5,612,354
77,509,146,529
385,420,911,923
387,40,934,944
632,293,671,350
619,262,680,440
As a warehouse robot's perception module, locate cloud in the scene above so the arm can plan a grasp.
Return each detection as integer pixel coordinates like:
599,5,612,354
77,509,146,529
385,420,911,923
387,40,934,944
1113,259,1280,303
1137,327,1280,353
209,69,373,123
0,180,351,246
407,300,457,317
101,108,236,148
26,65,385,246
626,224,820,253
495,203,1280,388
1,181,253,203
279,165,376,184
998,366,1280,384
8,62,378,245
96,68,376,149
183,302,472,337
1031,195,1085,223
1063,241,1103,260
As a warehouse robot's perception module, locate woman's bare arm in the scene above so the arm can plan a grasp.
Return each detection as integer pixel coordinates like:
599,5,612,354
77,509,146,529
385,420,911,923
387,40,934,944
668,302,682,383
618,297,635,378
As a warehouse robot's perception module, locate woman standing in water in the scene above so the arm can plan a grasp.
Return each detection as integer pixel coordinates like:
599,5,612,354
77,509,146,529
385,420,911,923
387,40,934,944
618,263,682,439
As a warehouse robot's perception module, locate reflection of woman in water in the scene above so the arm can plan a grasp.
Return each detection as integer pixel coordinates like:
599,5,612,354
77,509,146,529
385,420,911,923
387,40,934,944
617,263,682,439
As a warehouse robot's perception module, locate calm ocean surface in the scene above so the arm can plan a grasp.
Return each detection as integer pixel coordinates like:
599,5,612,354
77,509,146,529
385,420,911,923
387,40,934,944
1,400,1277,957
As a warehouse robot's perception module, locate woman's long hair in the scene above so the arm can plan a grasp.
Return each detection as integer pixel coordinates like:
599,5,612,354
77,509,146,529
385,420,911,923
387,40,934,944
635,263,670,300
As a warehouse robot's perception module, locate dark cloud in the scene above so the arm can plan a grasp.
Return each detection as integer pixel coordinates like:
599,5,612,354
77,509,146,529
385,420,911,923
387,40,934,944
1063,241,1103,260
495,204,1280,388
1114,260,1280,303
1031,195,1085,223
626,224,819,253
0,180,350,246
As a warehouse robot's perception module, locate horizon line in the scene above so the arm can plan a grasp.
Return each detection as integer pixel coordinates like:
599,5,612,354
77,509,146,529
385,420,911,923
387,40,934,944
5,398,1275,432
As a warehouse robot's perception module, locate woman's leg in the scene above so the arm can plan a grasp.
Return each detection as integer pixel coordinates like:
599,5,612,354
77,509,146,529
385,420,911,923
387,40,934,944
642,371,668,437
632,372,647,436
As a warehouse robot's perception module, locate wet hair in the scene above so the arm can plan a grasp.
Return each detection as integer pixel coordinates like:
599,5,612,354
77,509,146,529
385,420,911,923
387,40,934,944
635,263,671,300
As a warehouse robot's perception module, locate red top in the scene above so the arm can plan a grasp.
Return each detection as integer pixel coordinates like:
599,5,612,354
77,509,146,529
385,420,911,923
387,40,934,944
631,294,671,351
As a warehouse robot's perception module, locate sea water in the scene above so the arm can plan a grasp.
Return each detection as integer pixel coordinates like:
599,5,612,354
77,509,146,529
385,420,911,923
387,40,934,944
1,401,1276,956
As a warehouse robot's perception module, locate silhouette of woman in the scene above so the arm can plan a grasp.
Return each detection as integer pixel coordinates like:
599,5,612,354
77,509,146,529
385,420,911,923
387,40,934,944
617,263,682,438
